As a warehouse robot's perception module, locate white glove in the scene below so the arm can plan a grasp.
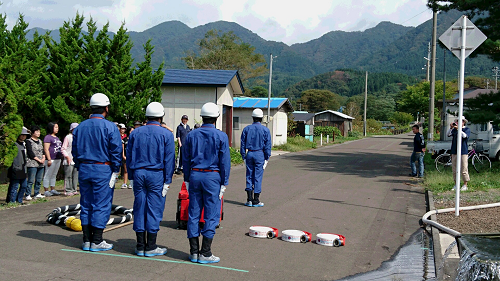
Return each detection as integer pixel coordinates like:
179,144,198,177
70,161,75,165
219,185,226,200
185,182,189,191
109,172,119,188
162,184,170,197
263,160,269,170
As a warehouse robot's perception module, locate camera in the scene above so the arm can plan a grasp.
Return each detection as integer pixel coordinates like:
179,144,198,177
452,122,457,126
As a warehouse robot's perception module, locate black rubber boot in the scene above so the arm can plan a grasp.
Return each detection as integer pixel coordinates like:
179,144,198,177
82,224,92,243
92,227,104,244
146,232,158,251
253,193,260,205
136,232,146,251
200,236,213,257
189,237,199,255
246,190,253,204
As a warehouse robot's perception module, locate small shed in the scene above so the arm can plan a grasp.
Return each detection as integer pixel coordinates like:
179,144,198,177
314,110,354,137
291,111,315,142
160,69,244,146
233,97,294,147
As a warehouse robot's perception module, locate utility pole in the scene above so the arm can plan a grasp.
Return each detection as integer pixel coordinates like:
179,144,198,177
428,10,437,141
363,71,368,137
441,50,447,141
267,54,273,128
485,79,490,89
424,42,431,81
492,66,499,90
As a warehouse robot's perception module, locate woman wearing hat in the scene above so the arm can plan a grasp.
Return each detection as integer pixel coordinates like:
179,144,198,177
6,127,31,204
62,123,79,196
448,116,470,191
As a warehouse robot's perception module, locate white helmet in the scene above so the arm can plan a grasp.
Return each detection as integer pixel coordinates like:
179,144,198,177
200,102,220,118
252,108,264,118
145,102,165,117
90,93,110,107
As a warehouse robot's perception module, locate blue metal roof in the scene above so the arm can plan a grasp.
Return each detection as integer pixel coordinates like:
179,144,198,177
233,97,293,112
162,69,244,93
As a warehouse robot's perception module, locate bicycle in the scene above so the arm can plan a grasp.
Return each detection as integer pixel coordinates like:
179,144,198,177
434,140,491,173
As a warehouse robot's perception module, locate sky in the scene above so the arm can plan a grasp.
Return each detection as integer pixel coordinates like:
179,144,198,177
1,0,434,45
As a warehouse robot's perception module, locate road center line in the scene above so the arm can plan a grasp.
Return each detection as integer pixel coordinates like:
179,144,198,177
61,249,249,272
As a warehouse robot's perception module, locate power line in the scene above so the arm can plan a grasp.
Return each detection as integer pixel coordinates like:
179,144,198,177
399,9,432,25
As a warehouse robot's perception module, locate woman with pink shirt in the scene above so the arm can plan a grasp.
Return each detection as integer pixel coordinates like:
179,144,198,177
62,123,79,196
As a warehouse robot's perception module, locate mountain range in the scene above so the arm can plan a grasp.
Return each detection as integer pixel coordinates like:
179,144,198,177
28,10,496,96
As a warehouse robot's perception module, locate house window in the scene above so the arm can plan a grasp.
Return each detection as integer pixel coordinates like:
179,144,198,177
233,116,240,130
479,123,488,131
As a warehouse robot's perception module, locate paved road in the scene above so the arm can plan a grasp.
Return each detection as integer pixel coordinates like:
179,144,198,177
0,134,426,280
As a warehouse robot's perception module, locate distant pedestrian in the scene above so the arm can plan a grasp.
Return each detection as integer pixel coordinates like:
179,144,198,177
25,125,46,200
175,115,191,174
448,116,470,191
6,127,31,204
409,125,425,178
73,93,122,252
43,122,62,197
121,127,134,189
240,108,271,207
62,123,79,196
127,102,175,257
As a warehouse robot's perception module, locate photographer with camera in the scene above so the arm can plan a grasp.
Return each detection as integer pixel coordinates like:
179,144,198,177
447,116,470,191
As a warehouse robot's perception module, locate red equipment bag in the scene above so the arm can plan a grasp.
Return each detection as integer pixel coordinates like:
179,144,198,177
176,182,224,229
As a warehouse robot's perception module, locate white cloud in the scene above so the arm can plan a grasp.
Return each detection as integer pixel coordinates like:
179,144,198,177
1,0,433,44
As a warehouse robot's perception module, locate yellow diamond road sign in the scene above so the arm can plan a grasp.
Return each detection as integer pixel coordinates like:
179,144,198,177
439,15,487,59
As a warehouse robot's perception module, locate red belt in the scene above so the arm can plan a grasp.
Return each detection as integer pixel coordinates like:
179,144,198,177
83,162,111,165
192,168,218,172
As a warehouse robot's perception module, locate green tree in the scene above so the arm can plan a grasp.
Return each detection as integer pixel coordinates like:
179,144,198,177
428,0,500,61
182,30,267,89
465,90,500,125
297,89,341,112
390,111,414,126
397,81,456,117
248,86,268,97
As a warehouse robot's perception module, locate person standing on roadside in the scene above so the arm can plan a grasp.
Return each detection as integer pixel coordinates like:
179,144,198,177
127,102,175,257
25,125,46,200
73,93,122,252
175,115,191,174
182,102,230,264
240,108,271,207
409,124,425,178
448,116,470,191
6,127,31,204
43,122,62,197
62,123,79,196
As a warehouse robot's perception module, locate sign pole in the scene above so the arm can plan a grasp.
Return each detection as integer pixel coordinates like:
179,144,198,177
454,16,468,217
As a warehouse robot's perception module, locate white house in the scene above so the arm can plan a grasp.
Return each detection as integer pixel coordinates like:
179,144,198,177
233,97,294,147
160,69,244,146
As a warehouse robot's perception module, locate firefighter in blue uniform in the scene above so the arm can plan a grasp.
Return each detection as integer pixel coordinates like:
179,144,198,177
182,102,230,264
240,108,271,207
126,102,175,257
73,93,122,252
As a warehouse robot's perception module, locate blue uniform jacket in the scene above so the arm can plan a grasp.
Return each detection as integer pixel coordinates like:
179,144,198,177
126,121,175,184
240,122,272,161
72,114,122,173
451,127,470,155
182,124,231,186
176,123,191,145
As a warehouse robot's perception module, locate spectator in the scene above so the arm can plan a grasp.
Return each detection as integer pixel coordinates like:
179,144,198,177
193,123,200,129
43,122,62,197
119,124,127,140
6,127,31,204
25,125,46,200
134,121,143,129
409,125,425,178
121,127,134,189
62,123,79,196
448,116,470,191
161,122,174,132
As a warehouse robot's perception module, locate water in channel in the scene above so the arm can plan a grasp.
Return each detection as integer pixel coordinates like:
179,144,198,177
456,234,500,281
336,228,436,281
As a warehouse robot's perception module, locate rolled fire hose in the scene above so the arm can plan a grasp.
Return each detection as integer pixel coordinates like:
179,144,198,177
316,233,346,247
47,204,133,231
249,226,279,239
281,230,313,243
